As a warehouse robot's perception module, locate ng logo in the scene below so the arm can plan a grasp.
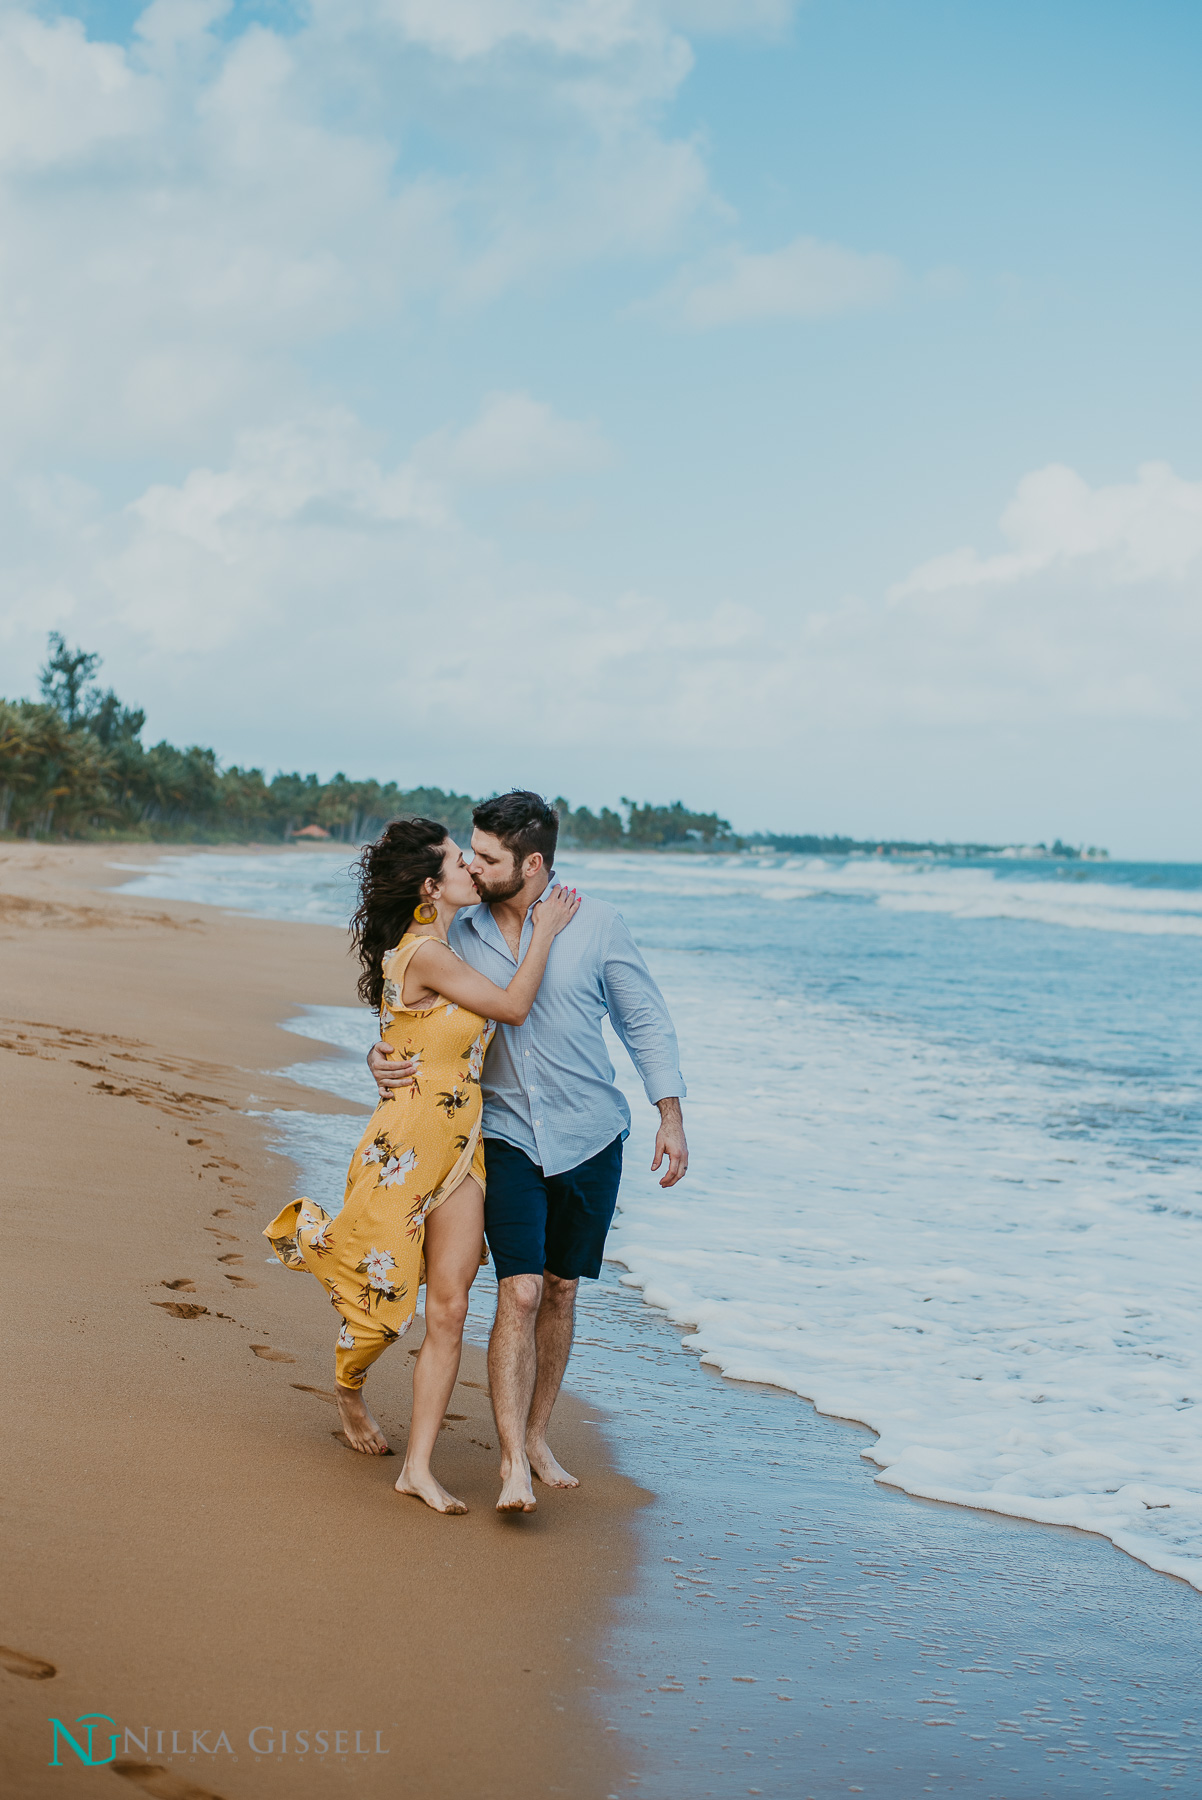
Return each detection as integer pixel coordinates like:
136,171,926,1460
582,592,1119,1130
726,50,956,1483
48,1714,118,1767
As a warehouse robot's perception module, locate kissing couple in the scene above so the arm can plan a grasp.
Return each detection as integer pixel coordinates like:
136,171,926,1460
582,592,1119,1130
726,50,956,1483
265,789,688,1514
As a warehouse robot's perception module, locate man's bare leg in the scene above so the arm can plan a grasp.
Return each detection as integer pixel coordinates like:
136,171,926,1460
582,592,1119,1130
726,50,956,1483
489,1272,541,1511
526,1271,580,1488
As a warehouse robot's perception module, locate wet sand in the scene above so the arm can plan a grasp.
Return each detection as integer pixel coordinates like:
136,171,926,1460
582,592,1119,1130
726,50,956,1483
0,844,644,1800
564,1272,1202,1798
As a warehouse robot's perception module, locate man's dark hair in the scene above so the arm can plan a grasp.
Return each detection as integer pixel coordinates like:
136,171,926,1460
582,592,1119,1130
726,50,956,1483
472,790,559,870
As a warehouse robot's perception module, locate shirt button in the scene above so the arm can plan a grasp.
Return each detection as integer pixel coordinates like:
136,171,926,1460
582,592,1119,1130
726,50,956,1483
524,1050,530,1058
535,1120,542,1127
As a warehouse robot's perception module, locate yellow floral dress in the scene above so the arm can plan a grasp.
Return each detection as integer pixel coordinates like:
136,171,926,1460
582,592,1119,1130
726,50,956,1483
264,934,495,1389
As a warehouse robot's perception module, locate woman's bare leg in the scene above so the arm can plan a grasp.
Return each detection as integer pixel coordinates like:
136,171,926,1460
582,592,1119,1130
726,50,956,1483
335,1386,390,1453
395,1177,483,1514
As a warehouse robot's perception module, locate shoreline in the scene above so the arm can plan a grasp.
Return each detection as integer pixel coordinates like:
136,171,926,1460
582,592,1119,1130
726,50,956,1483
0,843,645,1800
256,939,1202,1799
7,845,1202,1798
2,835,1139,864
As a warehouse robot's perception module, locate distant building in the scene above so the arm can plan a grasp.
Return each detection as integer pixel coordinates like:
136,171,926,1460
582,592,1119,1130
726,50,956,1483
290,823,331,840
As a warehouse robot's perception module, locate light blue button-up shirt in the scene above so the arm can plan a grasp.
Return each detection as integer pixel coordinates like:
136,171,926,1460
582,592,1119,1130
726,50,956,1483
449,880,686,1178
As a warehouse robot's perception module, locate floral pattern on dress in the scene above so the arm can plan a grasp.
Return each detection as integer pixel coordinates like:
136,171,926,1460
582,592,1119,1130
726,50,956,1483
378,1147,418,1188
354,1245,407,1312
404,1186,444,1241
462,1027,493,1084
266,1229,306,1270
375,1038,424,1103
360,1133,419,1187
295,1204,333,1258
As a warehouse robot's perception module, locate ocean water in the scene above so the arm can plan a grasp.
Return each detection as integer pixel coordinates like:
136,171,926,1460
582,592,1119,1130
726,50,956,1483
117,849,1202,1591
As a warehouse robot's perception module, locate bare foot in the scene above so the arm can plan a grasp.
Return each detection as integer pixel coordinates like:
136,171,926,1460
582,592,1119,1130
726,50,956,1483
527,1438,579,1489
335,1384,390,1454
496,1459,537,1512
395,1466,468,1514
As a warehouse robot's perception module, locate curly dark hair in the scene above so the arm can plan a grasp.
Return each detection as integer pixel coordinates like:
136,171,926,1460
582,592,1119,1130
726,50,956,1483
350,816,448,1009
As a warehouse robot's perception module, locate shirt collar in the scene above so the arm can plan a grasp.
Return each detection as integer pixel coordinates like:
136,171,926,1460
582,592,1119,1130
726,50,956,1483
525,869,556,919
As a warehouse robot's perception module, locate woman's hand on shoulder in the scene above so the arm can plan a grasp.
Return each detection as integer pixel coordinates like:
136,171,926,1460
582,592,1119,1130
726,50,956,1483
533,883,581,938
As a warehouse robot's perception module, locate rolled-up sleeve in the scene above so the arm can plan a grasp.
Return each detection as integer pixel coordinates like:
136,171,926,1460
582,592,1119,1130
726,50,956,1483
601,915,687,1105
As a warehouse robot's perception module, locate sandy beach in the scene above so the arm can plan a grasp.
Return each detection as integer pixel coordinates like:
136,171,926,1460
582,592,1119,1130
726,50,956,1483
0,843,644,1799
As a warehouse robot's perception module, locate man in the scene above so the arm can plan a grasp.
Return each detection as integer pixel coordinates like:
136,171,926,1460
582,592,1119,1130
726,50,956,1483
368,789,688,1512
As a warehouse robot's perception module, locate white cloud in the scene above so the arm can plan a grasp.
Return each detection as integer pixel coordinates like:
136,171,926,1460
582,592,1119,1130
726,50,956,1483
340,0,792,62
5,6,1193,843
649,234,903,328
353,0,667,62
3,405,756,736
14,425,1195,759
893,461,1202,597
854,460,1202,728
0,0,733,463
102,414,446,653
0,10,151,168
417,391,612,483
2,424,1198,866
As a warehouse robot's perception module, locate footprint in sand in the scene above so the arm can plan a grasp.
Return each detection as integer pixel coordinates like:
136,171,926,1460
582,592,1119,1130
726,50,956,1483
291,1383,339,1406
250,1345,296,1362
216,1252,243,1264
211,1208,233,1218
223,1274,256,1288
161,1279,196,1292
154,1301,208,1319
0,1645,56,1681
112,1759,227,1799
186,1138,204,1146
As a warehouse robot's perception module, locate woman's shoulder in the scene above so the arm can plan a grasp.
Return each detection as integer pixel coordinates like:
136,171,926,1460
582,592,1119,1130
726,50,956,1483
382,932,423,961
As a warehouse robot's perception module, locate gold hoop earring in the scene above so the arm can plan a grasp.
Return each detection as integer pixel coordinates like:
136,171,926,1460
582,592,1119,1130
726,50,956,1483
415,901,438,924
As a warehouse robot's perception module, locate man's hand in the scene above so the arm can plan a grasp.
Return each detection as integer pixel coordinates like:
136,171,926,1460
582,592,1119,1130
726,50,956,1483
651,1096,688,1188
367,1039,419,1101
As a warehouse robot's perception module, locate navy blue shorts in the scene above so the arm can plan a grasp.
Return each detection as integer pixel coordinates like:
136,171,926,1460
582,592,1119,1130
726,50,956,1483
483,1135,624,1282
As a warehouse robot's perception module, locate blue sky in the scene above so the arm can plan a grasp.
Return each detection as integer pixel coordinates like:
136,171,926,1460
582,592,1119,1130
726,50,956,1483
2,0,1200,854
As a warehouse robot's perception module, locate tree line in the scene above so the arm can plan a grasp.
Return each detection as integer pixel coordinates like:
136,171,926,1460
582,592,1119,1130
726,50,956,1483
0,637,736,849
751,832,1105,860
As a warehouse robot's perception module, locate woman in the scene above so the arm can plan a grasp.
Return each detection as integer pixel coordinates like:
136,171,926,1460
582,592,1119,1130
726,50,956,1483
264,816,579,1514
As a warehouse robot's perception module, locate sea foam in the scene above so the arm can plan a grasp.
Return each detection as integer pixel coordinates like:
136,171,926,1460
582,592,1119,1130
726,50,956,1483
606,958,1202,1589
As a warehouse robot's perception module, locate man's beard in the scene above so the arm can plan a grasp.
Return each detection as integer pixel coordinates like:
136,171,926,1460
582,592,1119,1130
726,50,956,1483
471,864,525,903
